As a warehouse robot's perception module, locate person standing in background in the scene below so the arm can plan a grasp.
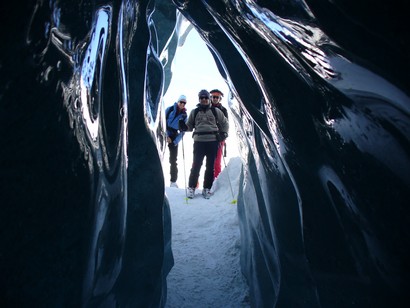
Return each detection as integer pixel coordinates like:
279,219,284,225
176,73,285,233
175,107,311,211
179,90,229,199
165,95,187,188
210,89,228,179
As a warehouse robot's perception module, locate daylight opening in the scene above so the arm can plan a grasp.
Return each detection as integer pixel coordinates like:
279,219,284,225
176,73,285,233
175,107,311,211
161,23,240,189
160,18,249,307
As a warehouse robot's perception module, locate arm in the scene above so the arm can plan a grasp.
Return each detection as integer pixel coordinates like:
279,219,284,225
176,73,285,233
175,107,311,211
165,106,173,137
174,112,187,144
222,106,229,119
173,131,185,145
216,108,229,133
179,110,194,132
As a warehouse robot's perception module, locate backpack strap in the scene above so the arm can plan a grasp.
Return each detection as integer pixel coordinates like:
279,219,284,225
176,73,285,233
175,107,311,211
210,107,219,126
192,108,200,129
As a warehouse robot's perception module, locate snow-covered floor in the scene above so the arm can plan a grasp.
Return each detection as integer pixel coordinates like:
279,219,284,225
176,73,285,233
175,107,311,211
162,134,250,307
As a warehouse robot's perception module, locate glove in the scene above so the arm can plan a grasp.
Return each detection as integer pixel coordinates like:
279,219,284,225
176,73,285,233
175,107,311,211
179,119,188,131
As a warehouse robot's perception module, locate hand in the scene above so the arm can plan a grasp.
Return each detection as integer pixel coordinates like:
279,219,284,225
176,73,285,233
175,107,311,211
219,132,228,141
167,137,172,144
179,119,188,131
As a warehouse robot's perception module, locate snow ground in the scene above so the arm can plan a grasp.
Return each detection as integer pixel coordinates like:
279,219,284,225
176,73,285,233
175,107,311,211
162,134,250,307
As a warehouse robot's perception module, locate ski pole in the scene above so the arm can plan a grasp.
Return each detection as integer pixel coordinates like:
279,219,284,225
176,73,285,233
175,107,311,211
222,154,237,204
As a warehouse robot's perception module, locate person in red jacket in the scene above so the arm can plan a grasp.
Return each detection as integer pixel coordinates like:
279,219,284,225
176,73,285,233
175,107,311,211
210,89,228,179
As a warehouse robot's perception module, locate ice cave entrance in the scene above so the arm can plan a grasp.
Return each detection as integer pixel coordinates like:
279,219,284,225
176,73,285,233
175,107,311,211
161,25,240,188
161,23,249,307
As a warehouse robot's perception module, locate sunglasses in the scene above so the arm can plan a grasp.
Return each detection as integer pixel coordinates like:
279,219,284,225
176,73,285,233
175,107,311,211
179,101,186,104
199,96,209,100
211,96,221,99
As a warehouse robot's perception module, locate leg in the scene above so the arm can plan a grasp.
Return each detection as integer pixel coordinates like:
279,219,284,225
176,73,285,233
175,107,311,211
203,141,219,189
213,141,224,179
188,142,205,188
168,144,178,182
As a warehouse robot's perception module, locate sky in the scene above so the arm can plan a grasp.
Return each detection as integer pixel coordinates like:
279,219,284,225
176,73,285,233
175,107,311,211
162,27,229,115
161,27,249,307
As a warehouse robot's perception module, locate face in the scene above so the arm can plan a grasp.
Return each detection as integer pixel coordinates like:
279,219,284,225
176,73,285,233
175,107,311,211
178,100,186,109
210,93,222,103
198,95,210,105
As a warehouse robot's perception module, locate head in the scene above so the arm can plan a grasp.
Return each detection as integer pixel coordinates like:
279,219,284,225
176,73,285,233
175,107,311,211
198,89,210,106
177,94,187,109
210,89,224,105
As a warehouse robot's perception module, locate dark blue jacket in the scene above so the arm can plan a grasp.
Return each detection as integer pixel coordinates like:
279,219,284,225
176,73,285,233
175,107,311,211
165,102,187,145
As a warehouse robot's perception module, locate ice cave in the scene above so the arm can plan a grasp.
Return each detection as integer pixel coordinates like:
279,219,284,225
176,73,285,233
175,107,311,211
0,0,409,307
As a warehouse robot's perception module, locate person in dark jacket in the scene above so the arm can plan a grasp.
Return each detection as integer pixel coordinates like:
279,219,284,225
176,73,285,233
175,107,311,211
210,89,228,179
179,89,229,199
165,94,187,187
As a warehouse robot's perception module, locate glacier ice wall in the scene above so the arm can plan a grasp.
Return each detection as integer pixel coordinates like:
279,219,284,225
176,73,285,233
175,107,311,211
172,1,409,307
1,1,171,307
0,0,409,307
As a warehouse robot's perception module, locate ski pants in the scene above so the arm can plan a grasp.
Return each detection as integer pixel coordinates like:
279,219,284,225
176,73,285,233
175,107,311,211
188,140,219,189
213,141,225,179
168,143,179,182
